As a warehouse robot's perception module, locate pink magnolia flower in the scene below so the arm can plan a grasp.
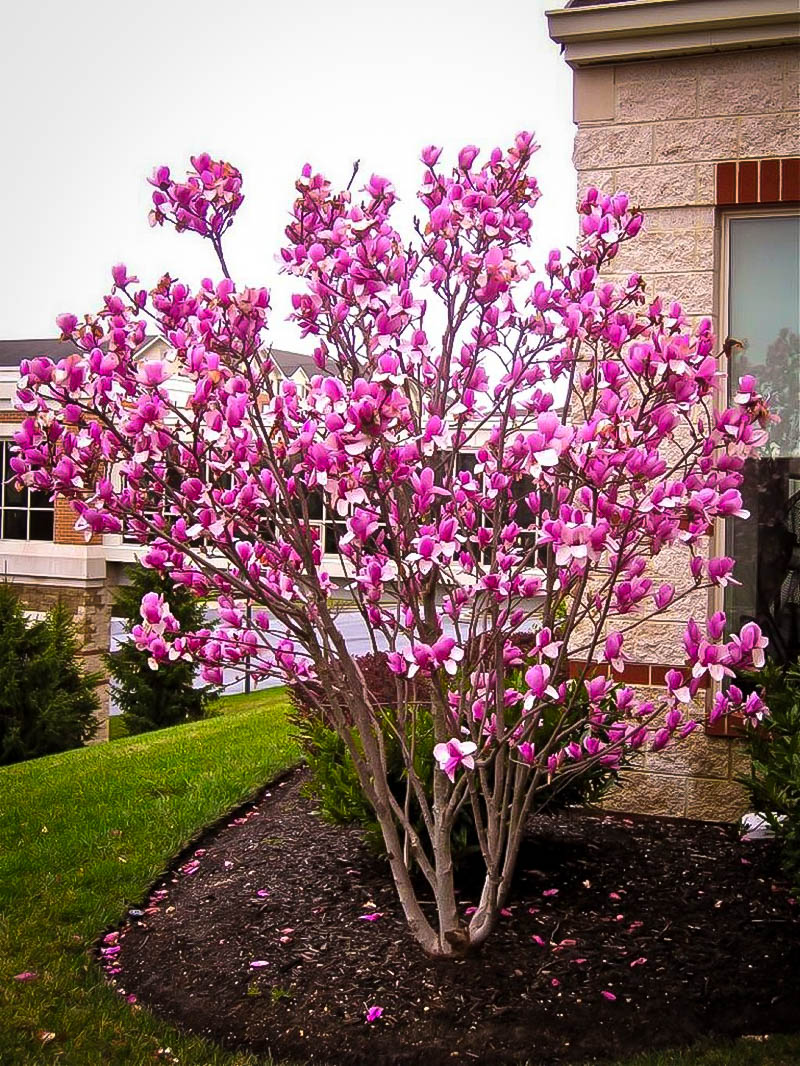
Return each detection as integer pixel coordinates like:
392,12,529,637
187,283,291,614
433,738,477,782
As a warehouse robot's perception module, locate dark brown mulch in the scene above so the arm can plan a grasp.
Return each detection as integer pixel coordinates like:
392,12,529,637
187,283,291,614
104,767,800,1066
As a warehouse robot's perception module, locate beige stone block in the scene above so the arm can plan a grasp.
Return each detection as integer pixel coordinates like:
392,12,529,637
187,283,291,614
610,228,697,274
603,769,687,818
729,738,752,781
614,56,700,86
574,67,615,124
575,124,653,170
646,732,730,779
575,169,617,196
650,541,692,577
642,269,714,313
615,164,697,208
654,118,739,164
696,163,716,205
694,228,715,261
685,776,748,822
617,77,697,122
739,113,800,159
624,620,686,663
698,63,784,117
785,71,800,112
643,205,716,231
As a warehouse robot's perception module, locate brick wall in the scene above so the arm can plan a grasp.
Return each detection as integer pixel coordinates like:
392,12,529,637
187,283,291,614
53,497,98,545
570,43,800,820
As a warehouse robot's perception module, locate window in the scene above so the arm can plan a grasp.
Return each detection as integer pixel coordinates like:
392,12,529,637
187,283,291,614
307,490,346,555
0,440,54,541
724,211,800,663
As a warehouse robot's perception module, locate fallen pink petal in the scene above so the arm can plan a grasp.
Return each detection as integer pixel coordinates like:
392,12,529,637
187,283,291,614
365,1006,383,1023
13,972,38,982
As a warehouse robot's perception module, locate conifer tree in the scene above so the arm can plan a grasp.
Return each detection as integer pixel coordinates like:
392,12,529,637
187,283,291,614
107,564,216,734
0,585,100,764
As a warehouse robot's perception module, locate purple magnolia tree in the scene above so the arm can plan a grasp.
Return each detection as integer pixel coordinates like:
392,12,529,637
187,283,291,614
14,138,772,956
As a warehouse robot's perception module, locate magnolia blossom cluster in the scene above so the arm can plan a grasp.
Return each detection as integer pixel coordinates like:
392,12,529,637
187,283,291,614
148,153,243,239
11,139,773,952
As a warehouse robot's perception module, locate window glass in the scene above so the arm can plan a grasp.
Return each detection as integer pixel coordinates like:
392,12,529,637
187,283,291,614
0,440,55,542
29,509,55,541
725,214,800,662
2,508,27,540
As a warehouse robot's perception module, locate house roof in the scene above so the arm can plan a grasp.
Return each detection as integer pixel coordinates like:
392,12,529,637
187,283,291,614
0,338,318,379
0,338,79,366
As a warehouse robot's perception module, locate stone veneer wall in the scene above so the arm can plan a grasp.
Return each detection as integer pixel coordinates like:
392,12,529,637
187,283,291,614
570,43,800,821
8,580,112,743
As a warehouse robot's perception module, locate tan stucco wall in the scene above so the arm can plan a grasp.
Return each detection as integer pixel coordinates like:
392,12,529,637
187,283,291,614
569,43,800,821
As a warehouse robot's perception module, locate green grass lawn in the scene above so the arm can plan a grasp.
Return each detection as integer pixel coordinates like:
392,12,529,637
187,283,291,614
0,688,298,1066
107,686,286,741
1,691,798,1066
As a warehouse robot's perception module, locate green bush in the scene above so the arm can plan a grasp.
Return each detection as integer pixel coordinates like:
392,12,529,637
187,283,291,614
0,585,101,764
106,563,218,734
737,659,800,894
290,649,625,868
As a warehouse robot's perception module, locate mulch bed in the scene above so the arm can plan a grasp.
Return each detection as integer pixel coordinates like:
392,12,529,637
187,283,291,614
102,767,800,1065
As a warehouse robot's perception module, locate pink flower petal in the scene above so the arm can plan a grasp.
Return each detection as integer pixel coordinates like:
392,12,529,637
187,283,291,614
13,971,38,981
543,888,559,897
365,1005,383,1023
249,960,269,969
601,990,617,1001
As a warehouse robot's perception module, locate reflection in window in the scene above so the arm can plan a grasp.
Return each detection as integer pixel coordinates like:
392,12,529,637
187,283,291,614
725,213,800,662
0,440,54,541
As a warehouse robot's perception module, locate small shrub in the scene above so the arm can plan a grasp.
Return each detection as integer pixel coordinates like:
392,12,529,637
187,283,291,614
0,585,101,764
291,648,625,868
738,659,800,893
106,563,218,734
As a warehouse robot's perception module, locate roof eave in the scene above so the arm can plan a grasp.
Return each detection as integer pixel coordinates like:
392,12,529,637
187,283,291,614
547,0,800,67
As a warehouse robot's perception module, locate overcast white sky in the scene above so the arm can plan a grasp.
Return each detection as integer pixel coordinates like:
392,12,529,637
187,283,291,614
0,0,576,352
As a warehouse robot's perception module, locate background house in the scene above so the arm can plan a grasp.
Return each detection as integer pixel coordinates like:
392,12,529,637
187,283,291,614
0,339,317,739
548,0,799,818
